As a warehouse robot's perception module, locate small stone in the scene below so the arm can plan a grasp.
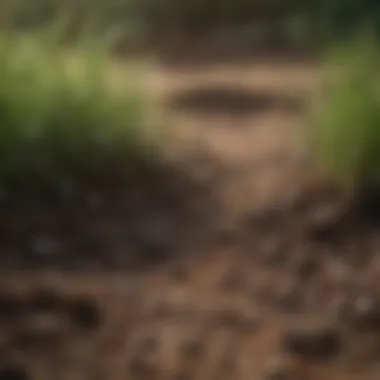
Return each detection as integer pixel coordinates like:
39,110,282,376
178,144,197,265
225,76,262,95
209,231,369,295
281,324,341,362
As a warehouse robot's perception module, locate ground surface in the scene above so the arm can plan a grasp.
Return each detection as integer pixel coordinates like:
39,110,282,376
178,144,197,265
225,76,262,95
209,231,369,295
1,46,380,380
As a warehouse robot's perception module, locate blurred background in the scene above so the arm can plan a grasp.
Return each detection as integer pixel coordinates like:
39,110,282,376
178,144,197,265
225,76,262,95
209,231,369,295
2,0,380,49
1,1,380,380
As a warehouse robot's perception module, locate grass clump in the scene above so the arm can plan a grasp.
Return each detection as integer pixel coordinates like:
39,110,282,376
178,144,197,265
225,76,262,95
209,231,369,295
0,25,158,192
310,33,380,193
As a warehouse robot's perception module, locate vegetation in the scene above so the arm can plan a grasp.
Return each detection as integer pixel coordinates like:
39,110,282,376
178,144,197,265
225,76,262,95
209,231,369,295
310,33,380,192
0,24,157,192
1,0,380,195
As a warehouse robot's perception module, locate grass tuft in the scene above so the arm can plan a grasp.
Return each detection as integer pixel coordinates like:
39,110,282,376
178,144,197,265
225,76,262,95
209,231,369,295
0,24,158,192
310,32,380,193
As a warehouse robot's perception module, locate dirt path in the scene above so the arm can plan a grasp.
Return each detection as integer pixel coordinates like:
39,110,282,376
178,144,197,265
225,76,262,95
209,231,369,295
2,54,380,380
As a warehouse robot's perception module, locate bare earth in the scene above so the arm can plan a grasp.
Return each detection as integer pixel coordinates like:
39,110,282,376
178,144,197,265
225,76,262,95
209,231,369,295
1,50,380,380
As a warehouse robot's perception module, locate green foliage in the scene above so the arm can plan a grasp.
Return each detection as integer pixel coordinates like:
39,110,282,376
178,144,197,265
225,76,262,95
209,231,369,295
0,25,156,189
310,33,380,191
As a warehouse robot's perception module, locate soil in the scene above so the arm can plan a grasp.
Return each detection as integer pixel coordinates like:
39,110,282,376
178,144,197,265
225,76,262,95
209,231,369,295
1,43,380,380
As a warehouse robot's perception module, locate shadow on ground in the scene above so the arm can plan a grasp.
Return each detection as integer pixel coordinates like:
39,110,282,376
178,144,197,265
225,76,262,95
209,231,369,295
167,84,303,118
0,157,226,273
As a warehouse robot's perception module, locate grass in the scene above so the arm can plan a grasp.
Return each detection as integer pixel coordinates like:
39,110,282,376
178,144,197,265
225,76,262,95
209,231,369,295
0,24,159,193
310,33,380,193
